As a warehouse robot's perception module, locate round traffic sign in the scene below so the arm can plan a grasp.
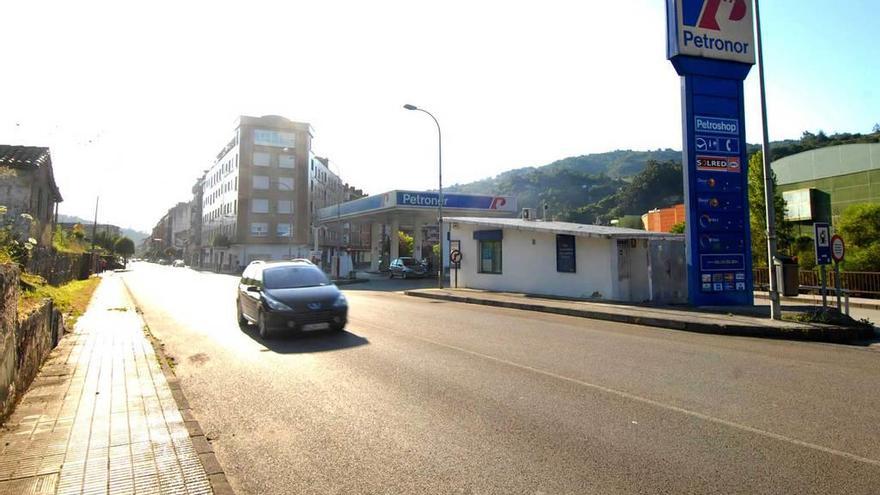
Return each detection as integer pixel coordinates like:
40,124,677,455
449,249,462,263
831,235,845,262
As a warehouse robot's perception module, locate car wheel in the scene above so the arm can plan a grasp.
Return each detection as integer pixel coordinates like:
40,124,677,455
258,312,272,340
331,323,345,332
402,272,408,279
236,300,247,326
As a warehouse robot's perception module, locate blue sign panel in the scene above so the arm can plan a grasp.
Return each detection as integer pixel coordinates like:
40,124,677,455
814,222,832,265
396,191,516,212
668,0,755,306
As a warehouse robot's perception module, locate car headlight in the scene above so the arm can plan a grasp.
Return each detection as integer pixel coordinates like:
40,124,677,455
333,293,348,308
263,296,292,311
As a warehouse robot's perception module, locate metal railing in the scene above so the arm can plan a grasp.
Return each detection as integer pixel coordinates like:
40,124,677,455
753,268,880,298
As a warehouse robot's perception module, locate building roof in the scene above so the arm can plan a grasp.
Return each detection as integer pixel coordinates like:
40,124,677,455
772,143,880,185
0,145,51,168
0,145,63,201
446,217,685,241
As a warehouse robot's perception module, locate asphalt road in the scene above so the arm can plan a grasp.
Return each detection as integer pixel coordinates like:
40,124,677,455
120,263,880,495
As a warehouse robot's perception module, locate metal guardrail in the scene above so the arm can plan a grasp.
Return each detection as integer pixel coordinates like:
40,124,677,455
753,268,880,298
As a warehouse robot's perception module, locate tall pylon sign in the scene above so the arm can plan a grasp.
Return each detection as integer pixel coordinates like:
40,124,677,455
667,0,756,306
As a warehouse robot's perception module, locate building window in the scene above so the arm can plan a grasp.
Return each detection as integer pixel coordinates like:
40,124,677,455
251,199,269,213
278,200,292,214
279,154,295,169
253,176,269,190
251,222,268,237
556,235,576,273
253,152,270,167
254,129,296,148
276,223,292,237
277,177,294,191
478,240,502,274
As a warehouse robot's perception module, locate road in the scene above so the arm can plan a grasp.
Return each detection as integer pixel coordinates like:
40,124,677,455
120,263,880,494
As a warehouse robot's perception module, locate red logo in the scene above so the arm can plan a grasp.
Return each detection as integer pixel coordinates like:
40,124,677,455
489,197,506,210
699,0,747,31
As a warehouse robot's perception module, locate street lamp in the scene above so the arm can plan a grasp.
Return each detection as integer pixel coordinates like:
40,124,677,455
403,103,443,289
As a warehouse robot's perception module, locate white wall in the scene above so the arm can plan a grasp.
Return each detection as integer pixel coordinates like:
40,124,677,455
451,224,618,300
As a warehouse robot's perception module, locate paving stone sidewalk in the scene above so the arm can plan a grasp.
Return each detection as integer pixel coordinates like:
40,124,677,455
0,275,213,494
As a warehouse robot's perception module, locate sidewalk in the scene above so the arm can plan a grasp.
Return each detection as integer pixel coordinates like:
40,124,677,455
754,290,880,311
405,288,875,343
0,275,219,494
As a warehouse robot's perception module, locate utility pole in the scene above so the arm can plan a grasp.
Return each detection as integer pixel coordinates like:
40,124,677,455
754,0,781,320
91,196,99,272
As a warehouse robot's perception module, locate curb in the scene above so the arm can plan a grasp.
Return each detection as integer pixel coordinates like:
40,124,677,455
753,292,880,311
405,291,871,344
122,279,236,495
333,278,370,286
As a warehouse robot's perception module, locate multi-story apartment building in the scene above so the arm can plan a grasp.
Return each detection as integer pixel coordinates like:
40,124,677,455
199,115,343,271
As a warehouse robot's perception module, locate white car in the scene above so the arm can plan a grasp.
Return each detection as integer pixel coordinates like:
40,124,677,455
172,259,186,267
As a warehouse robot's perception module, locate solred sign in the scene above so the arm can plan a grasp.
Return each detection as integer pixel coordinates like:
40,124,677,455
667,0,756,64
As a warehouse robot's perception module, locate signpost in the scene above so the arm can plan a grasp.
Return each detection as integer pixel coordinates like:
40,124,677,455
666,0,756,306
449,241,462,288
831,234,845,312
814,222,831,308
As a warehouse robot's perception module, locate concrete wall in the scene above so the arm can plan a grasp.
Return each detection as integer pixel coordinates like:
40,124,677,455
0,263,65,422
451,224,618,300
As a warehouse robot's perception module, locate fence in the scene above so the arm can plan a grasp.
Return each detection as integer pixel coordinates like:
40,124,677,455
26,247,94,286
753,267,880,298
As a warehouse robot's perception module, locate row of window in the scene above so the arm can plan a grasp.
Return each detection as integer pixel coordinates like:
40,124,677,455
251,199,293,214
253,151,295,168
205,176,238,208
250,222,292,237
203,200,238,224
252,176,294,191
208,153,239,189
476,235,577,275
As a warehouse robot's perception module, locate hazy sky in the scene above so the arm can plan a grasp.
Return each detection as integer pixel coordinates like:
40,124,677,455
1,1,877,232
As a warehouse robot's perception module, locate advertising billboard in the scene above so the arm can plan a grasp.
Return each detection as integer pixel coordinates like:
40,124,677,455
667,0,757,64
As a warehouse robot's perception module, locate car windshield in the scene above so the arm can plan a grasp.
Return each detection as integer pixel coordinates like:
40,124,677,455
262,266,330,289
401,259,419,267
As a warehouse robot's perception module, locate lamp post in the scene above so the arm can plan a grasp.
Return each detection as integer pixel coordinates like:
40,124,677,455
403,103,443,289
754,0,781,320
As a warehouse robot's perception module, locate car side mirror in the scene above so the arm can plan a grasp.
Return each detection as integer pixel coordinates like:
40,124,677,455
247,285,261,293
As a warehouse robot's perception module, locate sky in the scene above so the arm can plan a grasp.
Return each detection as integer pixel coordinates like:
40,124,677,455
0,0,877,233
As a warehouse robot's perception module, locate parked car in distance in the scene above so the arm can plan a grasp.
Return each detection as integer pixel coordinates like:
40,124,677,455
236,260,348,339
388,257,427,279
172,259,185,267
158,258,170,265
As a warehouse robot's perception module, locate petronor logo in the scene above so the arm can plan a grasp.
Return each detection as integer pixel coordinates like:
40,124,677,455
696,0,747,31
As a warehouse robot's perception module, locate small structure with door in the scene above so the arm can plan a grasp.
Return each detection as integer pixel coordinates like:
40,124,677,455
447,217,687,304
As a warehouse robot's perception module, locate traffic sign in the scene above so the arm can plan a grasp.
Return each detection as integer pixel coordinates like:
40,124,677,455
831,235,845,262
449,249,462,264
814,223,832,265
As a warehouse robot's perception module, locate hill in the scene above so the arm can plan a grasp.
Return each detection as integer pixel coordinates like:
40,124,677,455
58,214,149,244
447,128,880,226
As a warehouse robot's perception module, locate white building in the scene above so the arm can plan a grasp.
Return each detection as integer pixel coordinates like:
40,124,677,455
447,217,686,304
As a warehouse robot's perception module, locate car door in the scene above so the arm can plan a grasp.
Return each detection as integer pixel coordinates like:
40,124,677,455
240,266,261,319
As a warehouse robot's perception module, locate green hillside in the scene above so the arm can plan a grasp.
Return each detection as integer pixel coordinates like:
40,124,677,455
447,127,880,227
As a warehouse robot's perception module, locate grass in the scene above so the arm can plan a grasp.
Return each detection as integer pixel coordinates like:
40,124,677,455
18,276,101,326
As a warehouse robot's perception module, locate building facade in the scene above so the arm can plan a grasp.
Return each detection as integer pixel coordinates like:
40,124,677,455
773,143,880,237
198,115,343,271
0,145,63,245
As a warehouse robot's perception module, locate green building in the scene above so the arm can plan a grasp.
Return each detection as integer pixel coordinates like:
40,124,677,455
772,143,880,237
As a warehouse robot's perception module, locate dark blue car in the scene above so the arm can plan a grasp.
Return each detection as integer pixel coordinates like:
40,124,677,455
236,260,348,339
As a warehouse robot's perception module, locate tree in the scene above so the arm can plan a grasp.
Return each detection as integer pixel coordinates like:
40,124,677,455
669,222,686,234
397,231,414,257
114,237,135,263
873,123,880,134
747,151,791,266
837,203,880,271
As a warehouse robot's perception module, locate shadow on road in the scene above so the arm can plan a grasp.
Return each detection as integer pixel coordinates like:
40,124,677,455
239,324,369,354
342,277,439,293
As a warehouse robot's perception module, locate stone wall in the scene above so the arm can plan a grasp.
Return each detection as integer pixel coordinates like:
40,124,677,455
27,247,93,286
0,264,18,421
0,263,65,422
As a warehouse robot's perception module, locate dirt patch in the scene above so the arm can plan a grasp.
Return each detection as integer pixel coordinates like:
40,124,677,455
188,353,210,365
